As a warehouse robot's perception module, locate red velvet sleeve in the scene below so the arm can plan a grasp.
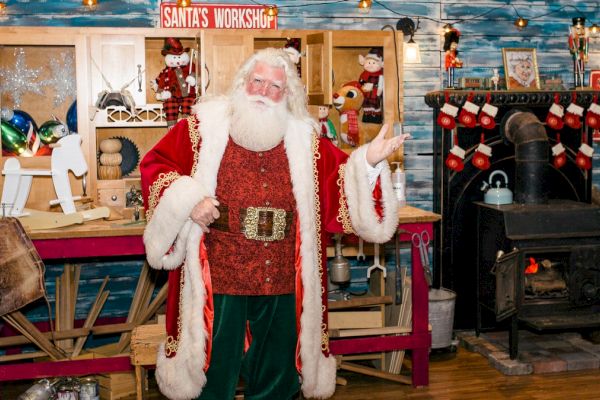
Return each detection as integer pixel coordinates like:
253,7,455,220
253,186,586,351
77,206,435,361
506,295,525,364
140,117,199,218
316,138,349,234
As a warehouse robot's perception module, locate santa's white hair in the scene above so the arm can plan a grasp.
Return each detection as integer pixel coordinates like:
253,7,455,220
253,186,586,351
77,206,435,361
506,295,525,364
229,47,310,120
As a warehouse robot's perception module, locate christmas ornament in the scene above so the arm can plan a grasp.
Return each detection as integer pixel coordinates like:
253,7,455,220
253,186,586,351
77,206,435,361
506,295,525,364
472,133,492,170
6,109,38,136
586,95,600,130
575,142,594,170
564,93,584,129
546,96,564,131
478,93,498,130
42,52,76,108
458,93,479,128
445,131,465,172
551,133,567,169
38,118,69,145
66,100,78,133
1,120,29,156
0,48,47,108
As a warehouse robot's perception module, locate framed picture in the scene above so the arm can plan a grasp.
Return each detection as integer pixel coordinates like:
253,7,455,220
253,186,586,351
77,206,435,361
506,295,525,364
590,70,600,89
502,48,540,90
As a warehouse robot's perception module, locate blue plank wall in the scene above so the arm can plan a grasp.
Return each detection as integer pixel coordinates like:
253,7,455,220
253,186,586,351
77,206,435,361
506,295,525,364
1,1,600,322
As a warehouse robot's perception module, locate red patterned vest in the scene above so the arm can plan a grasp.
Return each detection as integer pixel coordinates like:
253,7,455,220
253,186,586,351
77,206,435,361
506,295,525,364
205,138,297,295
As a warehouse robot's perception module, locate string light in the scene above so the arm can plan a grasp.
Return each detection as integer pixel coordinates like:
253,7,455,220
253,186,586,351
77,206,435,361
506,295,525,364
514,16,528,30
177,0,190,7
263,5,278,17
357,0,372,14
443,23,453,33
590,23,600,35
82,0,97,10
0,2,6,11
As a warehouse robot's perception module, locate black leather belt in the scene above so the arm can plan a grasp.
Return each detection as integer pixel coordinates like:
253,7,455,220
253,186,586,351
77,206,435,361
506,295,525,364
212,205,293,241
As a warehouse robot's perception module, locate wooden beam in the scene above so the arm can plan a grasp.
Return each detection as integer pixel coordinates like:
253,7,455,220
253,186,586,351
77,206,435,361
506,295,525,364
2,312,65,360
328,296,392,310
340,362,411,385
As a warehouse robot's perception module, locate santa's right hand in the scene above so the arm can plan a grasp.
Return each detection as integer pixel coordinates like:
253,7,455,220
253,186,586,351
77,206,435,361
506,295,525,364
190,197,220,233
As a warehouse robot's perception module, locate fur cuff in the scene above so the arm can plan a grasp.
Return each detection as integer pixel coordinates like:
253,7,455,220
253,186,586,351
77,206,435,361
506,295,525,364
301,354,337,399
344,144,399,243
144,176,208,269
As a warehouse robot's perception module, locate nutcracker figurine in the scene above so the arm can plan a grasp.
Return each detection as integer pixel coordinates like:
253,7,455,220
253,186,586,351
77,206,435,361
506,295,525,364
569,17,589,88
444,28,463,88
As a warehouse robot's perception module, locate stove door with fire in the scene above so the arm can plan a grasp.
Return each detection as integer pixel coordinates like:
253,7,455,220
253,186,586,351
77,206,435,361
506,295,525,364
492,249,520,321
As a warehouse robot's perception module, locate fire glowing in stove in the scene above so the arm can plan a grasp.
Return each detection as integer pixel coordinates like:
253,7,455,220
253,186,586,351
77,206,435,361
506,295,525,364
525,257,539,274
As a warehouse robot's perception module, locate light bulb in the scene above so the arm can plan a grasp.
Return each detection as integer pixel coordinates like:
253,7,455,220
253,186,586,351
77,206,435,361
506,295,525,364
443,23,453,34
404,39,421,64
590,23,600,35
263,5,278,17
358,0,372,14
514,17,528,31
177,0,190,7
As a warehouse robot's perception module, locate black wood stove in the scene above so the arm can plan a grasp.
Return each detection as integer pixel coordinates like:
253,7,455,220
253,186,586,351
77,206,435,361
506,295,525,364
426,90,600,333
475,110,600,358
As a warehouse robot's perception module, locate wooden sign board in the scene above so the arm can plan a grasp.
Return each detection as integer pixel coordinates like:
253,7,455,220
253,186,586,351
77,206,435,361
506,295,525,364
160,3,277,29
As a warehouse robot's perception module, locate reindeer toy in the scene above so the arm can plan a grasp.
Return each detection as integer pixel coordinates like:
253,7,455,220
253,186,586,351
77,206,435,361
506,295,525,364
332,81,364,147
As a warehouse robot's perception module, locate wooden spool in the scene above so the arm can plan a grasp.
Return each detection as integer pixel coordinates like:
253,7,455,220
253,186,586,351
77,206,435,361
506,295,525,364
100,152,123,166
99,138,123,153
98,165,122,180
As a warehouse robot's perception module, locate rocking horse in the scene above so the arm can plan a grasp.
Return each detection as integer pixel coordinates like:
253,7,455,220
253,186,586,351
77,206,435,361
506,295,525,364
1,134,110,229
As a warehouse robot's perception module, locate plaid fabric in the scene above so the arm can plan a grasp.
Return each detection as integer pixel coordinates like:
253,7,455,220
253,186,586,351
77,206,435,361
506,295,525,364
164,96,196,122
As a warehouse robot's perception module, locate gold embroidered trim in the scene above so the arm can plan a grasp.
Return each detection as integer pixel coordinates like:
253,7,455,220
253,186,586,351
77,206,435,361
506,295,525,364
164,264,185,357
146,171,180,221
312,133,330,353
188,115,201,176
336,164,355,235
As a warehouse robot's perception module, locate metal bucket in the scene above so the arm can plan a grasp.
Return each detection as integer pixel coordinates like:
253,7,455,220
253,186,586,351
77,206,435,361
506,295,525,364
428,288,456,349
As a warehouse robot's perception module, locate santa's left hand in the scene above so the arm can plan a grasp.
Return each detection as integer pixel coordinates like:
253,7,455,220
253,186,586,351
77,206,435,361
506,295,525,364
186,75,196,87
366,124,411,167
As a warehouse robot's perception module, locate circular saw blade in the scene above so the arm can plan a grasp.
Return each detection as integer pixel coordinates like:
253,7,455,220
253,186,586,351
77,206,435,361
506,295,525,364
112,136,140,176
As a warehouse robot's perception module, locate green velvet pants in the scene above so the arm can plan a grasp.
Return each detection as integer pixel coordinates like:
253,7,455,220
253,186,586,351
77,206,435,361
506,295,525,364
197,294,300,400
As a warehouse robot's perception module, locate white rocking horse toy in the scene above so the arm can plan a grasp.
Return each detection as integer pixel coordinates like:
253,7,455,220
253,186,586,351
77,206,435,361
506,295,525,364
1,134,109,228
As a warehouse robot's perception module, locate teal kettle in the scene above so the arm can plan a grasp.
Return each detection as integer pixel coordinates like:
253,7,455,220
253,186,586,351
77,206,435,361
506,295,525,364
482,170,513,205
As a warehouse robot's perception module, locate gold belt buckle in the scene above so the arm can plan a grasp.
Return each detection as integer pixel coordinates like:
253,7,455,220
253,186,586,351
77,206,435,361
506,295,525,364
243,206,286,241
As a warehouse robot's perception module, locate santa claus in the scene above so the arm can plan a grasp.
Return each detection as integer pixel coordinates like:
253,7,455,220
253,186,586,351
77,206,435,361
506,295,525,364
141,48,409,400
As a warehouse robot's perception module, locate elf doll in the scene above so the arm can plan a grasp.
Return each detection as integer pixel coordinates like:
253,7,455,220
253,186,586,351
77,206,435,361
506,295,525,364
153,38,197,127
358,48,384,124
317,105,338,146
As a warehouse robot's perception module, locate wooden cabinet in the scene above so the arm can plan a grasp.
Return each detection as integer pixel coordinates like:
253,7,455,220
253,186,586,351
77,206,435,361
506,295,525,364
0,27,403,215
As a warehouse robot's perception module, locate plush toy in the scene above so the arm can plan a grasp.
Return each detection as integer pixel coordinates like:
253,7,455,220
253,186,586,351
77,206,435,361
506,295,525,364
332,81,364,147
152,38,197,127
358,48,384,124
317,105,338,146
283,37,302,76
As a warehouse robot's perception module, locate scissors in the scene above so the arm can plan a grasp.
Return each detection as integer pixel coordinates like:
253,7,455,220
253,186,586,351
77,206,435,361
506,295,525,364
412,231,432,286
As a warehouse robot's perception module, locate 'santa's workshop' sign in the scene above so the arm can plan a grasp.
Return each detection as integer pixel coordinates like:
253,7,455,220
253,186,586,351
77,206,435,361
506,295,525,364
160,3,278,29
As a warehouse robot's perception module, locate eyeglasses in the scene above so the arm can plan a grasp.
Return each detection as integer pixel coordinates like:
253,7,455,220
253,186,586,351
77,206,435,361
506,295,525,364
248,77,285,96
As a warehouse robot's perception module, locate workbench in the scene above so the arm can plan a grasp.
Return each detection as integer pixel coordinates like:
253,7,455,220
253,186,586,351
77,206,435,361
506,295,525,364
0,206,439,386
0,219,144,382
328,205,440,387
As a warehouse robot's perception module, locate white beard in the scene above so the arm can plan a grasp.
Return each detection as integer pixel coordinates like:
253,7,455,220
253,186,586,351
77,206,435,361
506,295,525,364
229,90,289,152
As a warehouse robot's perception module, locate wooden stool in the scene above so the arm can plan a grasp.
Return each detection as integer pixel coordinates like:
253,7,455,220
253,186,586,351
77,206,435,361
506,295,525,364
130,324,166,400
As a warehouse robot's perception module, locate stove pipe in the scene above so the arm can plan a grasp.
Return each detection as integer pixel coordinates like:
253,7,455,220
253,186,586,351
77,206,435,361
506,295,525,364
502,110,549,204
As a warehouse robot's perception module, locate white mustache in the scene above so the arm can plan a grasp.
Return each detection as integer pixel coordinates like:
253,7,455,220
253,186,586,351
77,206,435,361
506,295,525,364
246,94,278,107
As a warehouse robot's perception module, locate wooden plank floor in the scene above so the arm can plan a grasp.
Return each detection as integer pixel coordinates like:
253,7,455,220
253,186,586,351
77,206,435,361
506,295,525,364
2,348,599,399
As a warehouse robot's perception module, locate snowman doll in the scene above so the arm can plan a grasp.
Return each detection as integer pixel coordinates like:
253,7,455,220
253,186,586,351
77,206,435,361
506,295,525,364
152,37,197,127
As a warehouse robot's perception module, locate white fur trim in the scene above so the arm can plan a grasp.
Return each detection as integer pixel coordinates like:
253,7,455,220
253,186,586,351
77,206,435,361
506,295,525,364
567,103,584,116
284,120,336,398
441,103,459,117
579,142,594,157
462,100,480,115
344,144,399,243
450,145,466,159
476,143,492,157
589,103,600,114
552,142,566,156
549,103,564,118
144,177,208,270
481,103,498,117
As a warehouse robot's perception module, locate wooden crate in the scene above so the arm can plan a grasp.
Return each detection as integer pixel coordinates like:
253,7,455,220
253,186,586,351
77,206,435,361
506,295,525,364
96,371,136,400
